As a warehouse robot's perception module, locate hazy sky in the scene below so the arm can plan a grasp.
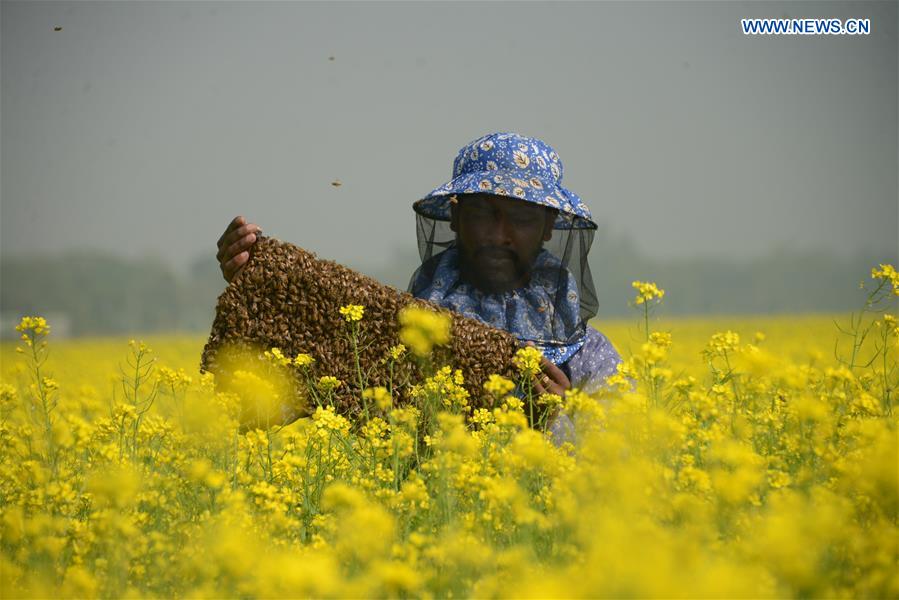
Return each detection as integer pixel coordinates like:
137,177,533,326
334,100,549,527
2,1,897,276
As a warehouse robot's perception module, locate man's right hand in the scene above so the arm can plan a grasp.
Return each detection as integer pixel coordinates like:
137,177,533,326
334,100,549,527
216,216,263,283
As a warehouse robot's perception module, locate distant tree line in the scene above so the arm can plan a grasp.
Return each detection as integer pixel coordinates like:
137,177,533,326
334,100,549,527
587,232,890,318
1,233,891,337
1,252,221,337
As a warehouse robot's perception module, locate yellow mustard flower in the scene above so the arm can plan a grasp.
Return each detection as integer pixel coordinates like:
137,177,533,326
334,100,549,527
871,263,899,295
388,344,407,361
483,374,515,398
513,346,543,377
363,386,393,411
631,280,666,305
339,304,365,322
318,376,342,393
705,330,741,356
536,393,563,409
264,347,292,367
15,315,50,337
398,306,451,357
293,353,316,368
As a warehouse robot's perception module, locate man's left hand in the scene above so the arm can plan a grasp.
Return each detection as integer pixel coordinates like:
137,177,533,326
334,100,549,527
532,355,571,397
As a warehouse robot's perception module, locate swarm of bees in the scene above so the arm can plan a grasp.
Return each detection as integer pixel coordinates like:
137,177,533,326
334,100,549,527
200,235,520,426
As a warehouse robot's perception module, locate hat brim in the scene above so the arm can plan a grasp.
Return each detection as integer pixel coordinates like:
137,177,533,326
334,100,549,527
414,170,597,230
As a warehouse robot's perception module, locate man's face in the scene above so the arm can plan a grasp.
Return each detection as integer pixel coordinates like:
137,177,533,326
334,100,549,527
450,193,555,294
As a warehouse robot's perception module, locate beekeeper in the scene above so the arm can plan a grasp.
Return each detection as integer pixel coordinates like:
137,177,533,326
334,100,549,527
216,132,622,401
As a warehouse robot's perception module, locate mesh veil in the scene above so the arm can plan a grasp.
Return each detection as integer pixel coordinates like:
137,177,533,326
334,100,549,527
407,203,598,350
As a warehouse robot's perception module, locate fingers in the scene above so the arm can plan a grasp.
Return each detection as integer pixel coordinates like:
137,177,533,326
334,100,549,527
217,215,246,248
524,341,572,393
216,231,256,284
221,250,250,283
216,216,262,284
540,356,571,391
216,222,262,260
217,230,257,263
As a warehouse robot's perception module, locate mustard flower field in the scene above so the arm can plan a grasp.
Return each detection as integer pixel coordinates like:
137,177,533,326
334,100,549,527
1,267,897,599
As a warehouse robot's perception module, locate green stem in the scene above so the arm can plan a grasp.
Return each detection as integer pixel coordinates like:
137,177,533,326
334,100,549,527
351,324,371,424
27,334,56,465
526,378,535,428
881,325,892,415
643,303,650,343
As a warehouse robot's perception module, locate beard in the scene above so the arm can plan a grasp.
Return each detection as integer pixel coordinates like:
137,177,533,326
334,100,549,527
459,246,536,294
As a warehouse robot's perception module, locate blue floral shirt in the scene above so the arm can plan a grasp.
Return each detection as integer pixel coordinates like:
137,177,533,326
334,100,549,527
559,327,622,394
410,247,622,393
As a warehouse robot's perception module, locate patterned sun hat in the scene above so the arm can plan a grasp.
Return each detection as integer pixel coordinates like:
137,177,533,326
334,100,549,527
414,132,596,230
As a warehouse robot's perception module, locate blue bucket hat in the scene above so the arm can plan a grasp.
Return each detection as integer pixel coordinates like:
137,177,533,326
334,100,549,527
414,132,596,230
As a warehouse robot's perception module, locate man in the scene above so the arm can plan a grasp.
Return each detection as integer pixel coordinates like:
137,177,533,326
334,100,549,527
216,132,621,406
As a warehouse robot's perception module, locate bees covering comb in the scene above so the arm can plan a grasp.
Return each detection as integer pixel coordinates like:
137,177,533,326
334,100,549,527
200,235,521,427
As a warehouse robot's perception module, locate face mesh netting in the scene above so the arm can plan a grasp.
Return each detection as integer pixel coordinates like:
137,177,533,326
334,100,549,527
407,196,598,354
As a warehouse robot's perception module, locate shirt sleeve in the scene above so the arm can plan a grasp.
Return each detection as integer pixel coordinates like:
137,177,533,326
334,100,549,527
563,327,622,395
